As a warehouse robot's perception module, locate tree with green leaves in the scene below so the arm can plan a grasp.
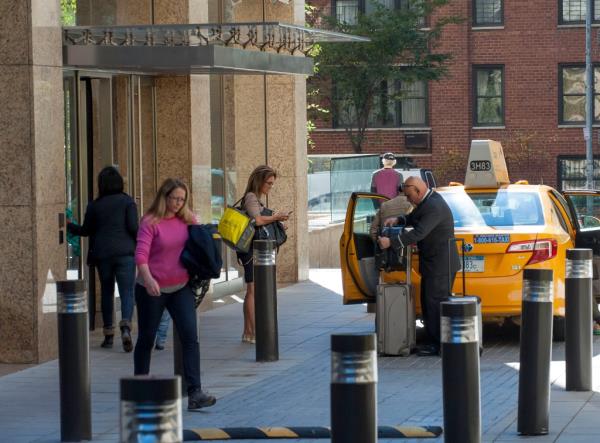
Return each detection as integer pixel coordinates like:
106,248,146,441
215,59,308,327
312,0,461,152
61,0,77,26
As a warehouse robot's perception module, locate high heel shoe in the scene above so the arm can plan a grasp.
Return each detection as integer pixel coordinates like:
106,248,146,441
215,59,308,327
242,334,256,344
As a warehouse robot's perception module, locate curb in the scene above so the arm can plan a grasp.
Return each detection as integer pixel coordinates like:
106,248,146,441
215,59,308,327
183,425,443,440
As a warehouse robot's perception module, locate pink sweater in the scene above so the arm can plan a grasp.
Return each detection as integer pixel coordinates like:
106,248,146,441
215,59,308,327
135,215,193,287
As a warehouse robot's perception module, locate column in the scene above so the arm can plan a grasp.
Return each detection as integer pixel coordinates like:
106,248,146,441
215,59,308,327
0,0,66,363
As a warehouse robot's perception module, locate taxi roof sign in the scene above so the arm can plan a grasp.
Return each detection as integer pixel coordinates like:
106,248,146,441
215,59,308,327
464,139,510,189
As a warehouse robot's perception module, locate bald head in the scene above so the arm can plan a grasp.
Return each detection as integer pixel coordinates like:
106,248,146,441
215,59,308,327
403,177,429,205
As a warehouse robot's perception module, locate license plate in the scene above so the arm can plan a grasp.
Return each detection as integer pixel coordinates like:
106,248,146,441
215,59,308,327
460,255,484,273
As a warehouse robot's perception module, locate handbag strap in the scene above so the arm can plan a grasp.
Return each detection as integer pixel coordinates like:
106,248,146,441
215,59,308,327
232,197,244,207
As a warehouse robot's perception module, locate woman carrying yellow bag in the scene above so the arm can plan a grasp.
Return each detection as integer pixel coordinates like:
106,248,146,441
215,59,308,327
237,165,291,344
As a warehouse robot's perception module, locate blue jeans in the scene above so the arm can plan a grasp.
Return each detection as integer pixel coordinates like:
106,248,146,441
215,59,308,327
96,255,135,333
133,283,202,392
155,310,171,346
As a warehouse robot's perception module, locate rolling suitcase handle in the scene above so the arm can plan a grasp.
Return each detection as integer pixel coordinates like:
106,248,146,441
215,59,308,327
448,237,466,297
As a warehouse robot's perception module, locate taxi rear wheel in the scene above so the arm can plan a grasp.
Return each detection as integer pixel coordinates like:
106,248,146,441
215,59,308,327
552,316,565,342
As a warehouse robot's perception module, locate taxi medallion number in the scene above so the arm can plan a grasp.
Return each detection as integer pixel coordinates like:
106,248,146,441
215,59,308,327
461,255,484,273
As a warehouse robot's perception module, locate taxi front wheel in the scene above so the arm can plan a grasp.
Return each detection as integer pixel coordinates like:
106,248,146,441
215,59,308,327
552,316,565,342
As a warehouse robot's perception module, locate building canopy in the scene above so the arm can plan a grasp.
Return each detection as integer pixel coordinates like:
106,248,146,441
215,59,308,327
63,22,368,75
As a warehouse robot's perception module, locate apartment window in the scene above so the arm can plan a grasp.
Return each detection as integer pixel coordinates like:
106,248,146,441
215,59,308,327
473,66,504,126
335,0,422,25
560,0,600,23
473,0,503,26
336,0,360,24
333,79,428,128
559,65,600,124
558,156,600,190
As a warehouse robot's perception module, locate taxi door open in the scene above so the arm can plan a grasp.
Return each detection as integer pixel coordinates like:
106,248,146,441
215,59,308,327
563,190,600,255
340,192,389,304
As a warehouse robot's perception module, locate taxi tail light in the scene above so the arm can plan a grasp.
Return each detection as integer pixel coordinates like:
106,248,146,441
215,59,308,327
506,238,558,265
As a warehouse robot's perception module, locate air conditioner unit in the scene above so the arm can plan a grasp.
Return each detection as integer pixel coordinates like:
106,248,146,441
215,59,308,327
404,132,431,150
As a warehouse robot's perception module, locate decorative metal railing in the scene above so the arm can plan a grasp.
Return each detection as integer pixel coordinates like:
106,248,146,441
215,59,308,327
63,22,368,56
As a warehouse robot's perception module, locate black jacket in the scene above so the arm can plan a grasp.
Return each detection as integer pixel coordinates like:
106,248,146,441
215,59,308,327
181,224,222,280
393,191,460,277
67,193,138,265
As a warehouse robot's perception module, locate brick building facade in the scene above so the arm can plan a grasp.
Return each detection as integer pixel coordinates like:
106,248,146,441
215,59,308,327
308,0,600,188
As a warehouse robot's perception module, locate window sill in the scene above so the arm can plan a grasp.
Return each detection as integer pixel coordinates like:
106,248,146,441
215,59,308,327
558,24,600,29
472,25,504,30
472,126,506,130
557,124,600,128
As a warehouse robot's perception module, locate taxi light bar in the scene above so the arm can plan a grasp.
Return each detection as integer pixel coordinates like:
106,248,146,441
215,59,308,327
514,180,529,185
506,239,558,265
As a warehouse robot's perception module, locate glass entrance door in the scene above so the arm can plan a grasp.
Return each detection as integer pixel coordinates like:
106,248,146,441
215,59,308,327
63,71,157,327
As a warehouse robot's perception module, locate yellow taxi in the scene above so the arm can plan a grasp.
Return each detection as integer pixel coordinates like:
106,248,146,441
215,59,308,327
340,140,600,340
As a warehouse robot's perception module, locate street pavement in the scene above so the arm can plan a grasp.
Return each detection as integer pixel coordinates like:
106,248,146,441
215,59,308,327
0,269,599,442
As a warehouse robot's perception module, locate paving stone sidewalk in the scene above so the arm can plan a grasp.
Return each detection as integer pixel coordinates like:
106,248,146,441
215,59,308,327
0,269,599,442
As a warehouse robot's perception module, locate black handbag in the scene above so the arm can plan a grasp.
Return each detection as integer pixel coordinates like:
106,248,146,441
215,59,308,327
256,208,287,248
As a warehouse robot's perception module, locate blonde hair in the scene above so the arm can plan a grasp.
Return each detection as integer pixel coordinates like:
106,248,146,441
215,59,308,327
243,165,277,199
145,178,194,224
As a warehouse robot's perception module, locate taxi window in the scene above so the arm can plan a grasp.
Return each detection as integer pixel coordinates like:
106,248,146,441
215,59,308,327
549,198,569,233
353,197,379,234
441,191,544,228
566,195,600,230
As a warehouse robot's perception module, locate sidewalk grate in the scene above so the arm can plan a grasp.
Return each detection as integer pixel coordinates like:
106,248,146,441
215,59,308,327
183,425,443,440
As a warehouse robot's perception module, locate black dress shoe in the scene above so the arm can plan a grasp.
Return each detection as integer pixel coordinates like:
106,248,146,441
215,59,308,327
188,389,216,410
101,335,114,348
416,344,440,357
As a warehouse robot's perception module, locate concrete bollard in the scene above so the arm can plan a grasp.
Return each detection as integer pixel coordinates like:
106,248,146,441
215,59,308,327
254,239,279,362
565,248,593,391
120,376,182,443
441,298,481,443
331,333,377,443
57,280,91,442
517,269,553,436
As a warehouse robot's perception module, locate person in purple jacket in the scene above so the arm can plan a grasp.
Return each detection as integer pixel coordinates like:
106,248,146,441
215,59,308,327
134,178,216,410
370,152,404,199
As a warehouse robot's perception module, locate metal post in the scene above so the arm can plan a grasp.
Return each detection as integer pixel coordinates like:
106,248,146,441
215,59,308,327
565,248,593,391
173,327,188,395
331,333,377,443
120,376,182,443
254,239,279,362
441,299,481,443
586,0,594,190
57,280,91,442
517,269,553,436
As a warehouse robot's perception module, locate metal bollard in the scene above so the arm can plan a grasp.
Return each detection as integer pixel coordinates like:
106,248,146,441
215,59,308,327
517,269,553,436
173,327,188,395
565,248,593,391
57,280,91,442
331,333,377,443
441,298,481,443
254,239,279,362
120,376,182,443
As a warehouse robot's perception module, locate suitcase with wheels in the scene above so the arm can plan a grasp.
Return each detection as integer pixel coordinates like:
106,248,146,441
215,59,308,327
448,238,483,354
376,246,415,356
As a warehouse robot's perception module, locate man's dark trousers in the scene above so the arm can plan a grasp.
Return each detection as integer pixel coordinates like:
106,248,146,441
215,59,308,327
421,271,457,347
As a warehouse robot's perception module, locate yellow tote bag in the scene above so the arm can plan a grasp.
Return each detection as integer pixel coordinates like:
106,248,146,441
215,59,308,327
218,204,256,253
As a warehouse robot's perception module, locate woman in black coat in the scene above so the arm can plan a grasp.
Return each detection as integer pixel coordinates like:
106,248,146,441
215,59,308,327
68,166,138,351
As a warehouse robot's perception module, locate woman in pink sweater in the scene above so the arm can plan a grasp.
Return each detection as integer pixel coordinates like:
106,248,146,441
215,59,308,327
133,178,216,410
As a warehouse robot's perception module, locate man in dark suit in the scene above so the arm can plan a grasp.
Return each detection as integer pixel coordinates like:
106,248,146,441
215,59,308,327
378,177,460,356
